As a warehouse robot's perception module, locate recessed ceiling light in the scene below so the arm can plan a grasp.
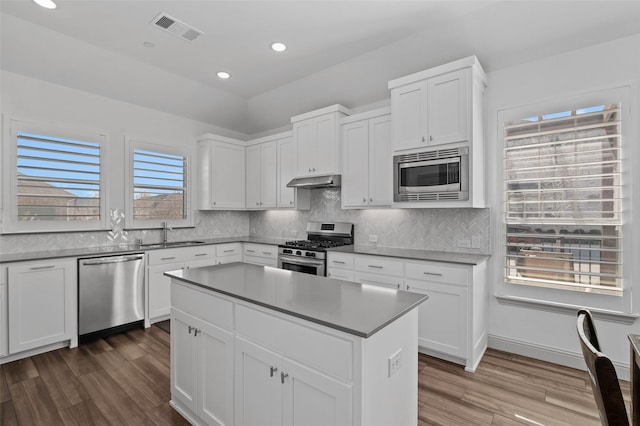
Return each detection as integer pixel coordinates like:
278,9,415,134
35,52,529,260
143,41,155,48
271,42,287,52
33,0,56,9
217,71,231,79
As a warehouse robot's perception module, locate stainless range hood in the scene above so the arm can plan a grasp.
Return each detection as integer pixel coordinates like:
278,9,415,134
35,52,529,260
286,174,341,189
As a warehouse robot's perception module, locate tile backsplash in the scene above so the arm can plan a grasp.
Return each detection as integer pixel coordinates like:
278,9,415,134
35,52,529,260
0,190,490,255
249,189,491,254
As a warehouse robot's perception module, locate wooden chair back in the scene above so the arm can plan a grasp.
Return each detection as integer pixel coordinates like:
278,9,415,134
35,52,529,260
577,309,629,425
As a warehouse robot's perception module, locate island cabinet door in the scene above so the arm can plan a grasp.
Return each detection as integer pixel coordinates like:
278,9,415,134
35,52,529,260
197,318,234,426
171,309,199,413
281,358,352,426
235,337,282,426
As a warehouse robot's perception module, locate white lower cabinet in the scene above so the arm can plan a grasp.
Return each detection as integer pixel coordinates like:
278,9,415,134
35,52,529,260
405,279,467,359
147,246,216,325
6,258,77,355
171,308,234,426
235,336,351,426
327,251,487,371
243,243,278,268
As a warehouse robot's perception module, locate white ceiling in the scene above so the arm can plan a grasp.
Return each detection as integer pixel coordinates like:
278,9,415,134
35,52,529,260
2,0,640,135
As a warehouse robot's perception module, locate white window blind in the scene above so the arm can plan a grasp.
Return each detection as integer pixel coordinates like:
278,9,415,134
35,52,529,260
16,132,101,222
503,104,622,295
133,149,187,220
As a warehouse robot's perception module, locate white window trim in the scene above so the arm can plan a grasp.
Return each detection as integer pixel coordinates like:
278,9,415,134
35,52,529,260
491,84,638,315
1,116,109,234
124,135,193,230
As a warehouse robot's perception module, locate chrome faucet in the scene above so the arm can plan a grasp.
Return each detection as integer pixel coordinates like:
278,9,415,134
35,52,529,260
162,221,173,244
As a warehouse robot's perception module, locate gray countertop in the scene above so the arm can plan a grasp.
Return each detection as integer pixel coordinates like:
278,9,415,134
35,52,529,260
166,263,428,338
0,236,288,264
328,244,489,265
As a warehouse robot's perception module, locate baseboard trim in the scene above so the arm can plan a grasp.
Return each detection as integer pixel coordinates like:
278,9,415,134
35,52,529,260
488,334,630,381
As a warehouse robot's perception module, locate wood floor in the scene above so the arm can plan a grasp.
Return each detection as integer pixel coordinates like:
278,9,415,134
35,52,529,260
0,323,630,425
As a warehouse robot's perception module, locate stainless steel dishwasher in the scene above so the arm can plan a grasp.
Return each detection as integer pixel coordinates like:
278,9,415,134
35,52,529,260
78,253,145,340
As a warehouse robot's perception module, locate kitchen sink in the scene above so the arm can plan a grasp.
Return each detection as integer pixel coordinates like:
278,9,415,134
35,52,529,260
139,240,206,248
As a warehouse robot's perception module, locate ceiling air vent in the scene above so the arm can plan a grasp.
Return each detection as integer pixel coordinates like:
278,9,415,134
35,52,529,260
150,12,204,42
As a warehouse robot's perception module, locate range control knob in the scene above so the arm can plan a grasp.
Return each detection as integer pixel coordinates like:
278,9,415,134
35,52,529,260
305,252,316,258
296,251,302,256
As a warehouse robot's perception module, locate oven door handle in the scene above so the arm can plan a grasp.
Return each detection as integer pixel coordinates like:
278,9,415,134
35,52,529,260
278,255,325,267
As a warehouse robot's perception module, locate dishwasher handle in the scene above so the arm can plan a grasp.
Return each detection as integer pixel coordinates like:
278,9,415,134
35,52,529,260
81,255,144,266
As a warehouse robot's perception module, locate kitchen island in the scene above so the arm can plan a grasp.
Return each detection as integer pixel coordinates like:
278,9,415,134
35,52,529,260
165,263,428,426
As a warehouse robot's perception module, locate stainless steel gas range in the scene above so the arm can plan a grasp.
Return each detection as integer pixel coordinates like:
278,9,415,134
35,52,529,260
277,222,354,276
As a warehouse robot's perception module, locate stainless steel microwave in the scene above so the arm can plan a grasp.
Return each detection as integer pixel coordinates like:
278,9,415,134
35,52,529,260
393,147,469,202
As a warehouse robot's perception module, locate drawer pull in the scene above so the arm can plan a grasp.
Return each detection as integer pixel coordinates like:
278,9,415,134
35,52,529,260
29,265,55,270
161,257,176,261
223,249,235,253
262,251,272,255
270,366,278,377
246,249,256,253
332,260,346,264
423,272,443,277
368,265,383,269
195,253,208,257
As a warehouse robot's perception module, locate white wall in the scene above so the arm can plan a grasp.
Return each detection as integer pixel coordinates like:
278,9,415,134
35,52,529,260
485,34,640,377
0,70,250,251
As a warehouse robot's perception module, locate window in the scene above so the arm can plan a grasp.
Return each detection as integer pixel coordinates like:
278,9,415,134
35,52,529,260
2,118,108,233
125,137,192,229
504,103,622,296
495,86,635,313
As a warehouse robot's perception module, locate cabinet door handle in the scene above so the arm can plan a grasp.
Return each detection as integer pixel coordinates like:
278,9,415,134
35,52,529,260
29,265,55,270
195,253,208,257
406,285,410,290
429,135,433,141
423,272,443,277
161,257,176,261
368,265,383,269
397,283,401,289
363,198,366,202
289,201,293,205
194,329,200,337
213,201,217,206
422,136,426,142
281,372,289,384
256,202,259,206
270,366,278,377
188,325,194,334
332,260,345,264
308,168,312,172
370,198,373,202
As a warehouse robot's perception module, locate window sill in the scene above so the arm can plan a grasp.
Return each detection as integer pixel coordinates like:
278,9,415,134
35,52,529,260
494,294,639,324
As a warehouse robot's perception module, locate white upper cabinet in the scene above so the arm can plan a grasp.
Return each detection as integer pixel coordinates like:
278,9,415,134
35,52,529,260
291,104,351,177
246,141,277,209
341,109,392,209
276,136,310,210
388,56,485,153
198,134,246,210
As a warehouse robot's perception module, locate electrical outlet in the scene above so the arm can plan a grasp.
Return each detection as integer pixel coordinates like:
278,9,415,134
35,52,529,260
388,349,402,377
472,235,484,249
457,238,471,248
368,234,378,243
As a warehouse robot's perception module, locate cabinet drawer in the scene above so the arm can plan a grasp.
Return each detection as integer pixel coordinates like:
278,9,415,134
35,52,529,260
354,255,403,276
235,304,353,381
148,246,215,265
243,243,277,259
171,282,233,331
216,243,242,258
216,254,243,265
243,255,277,268
354,271,403,290
327,252,354,269
327,269,355,282
405,261,469,286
